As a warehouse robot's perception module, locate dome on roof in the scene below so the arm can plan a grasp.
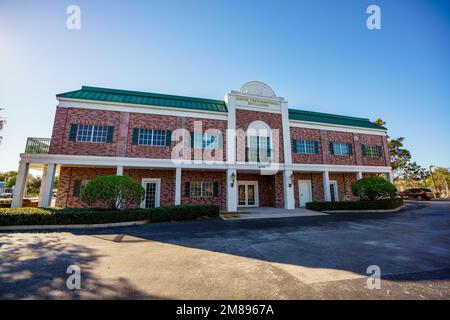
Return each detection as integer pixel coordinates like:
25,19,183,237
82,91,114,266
240,81,277,98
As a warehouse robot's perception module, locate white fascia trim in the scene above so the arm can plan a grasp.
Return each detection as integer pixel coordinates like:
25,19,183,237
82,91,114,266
287,163,392,173
20,154,228,170
57,98,228,121
289,120,387,136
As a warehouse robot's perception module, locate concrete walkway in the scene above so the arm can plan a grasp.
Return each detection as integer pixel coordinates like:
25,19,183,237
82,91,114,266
221,206,327,220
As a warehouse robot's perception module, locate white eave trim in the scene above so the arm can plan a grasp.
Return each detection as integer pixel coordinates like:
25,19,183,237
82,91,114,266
57,98,228,121
289,119,387,135
21,154,391,173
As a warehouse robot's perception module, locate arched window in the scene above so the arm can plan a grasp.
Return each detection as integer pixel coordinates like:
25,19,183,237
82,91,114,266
247,121,272,163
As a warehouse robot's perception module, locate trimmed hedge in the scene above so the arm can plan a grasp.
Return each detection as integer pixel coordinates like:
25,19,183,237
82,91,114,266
306,198,403,211
0,204,220,226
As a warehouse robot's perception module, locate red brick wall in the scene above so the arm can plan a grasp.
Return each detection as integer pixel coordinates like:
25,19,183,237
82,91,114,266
237,173,276,207
49,107,228,161
236,109,284,163
290,127,323,164
55,167,116,208
49,108,121,157
56,167,176,208
292,172,358,207
293,173,324,207
181,170,226,209
355,133,389,166
289,127,388,167
126,113,178,159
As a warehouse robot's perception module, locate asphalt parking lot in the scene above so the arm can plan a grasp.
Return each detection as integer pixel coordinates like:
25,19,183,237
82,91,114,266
1,201,450,299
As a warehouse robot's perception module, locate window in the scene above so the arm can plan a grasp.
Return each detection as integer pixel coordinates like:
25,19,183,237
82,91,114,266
363,145,382,158
192,132,221,149
76,125,109,143
330,142,352,156
190,182,203,197
247,136,271,162
293,140,318,154
138,129,167,146
73,179,90,197
189,181,216,197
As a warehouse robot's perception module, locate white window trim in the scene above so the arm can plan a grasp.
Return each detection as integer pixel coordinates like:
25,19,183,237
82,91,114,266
76,124,108,143
141,178,161,208
190,181,214,197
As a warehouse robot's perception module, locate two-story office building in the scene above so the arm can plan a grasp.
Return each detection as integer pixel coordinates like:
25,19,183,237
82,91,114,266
12,81,392,210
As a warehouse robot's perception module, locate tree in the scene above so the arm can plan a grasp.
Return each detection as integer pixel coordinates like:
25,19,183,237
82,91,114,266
0,108,5,144
373,118,386,127
428,167,450,196
26,175,41,195
81,175,145,209
388,137,411,176
352,176,397,201
403,162,429,181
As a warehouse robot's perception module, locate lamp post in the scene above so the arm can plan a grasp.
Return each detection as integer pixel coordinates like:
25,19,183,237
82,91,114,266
429,165,438,198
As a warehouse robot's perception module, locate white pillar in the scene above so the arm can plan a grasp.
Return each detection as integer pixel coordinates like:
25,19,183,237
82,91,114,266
11,162,29,208
388,172,394,183
356,172,363,180
38,163,56,207
175,167,182,205
116,165,124,176
227,169,237,212
283,170,295,209
281,101,293,165
323,171,331,201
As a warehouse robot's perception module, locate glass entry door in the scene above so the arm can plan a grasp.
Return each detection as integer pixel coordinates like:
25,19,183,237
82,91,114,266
237,181,258,207
141,179,161,208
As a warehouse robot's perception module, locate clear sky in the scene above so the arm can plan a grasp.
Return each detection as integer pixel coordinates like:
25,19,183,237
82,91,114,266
0,0,449,172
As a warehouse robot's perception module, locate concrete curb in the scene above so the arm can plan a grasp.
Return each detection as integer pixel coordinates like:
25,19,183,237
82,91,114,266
0,220,148,231
323,205,406,214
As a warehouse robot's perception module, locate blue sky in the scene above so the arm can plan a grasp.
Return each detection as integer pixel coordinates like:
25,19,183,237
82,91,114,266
0,0,449,172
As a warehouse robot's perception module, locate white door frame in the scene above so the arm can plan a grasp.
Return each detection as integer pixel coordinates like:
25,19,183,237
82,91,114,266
298,180,312,207
141,178,161,208
329,180,338,202
237,180,259,207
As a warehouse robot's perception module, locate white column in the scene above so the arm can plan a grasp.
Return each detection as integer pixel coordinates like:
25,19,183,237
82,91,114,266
283,170,295,209
175,167,182,205
225,94,236,165
116,165,124,176
280,100,293,165
227,169,237,212
38,163,56,207
38,166,48,205
356,172,363,180
11,162,29,208
388,171,394,183
323,171,331,201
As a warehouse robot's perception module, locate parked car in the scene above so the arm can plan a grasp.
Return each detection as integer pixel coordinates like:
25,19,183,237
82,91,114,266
401,188,433,200
0,192,14,199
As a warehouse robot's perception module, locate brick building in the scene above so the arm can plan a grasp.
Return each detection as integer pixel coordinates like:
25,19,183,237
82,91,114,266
12,81,392,210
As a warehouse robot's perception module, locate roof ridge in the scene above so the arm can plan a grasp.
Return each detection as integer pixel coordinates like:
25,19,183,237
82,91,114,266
288,108,371,122
78,86,226,105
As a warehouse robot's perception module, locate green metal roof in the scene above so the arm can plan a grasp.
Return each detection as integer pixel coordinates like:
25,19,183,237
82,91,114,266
57,86,228,113
57,86,384,130
288,109,386,130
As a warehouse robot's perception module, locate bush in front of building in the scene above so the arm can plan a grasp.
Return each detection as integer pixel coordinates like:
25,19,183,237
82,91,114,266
306,198,403,211
0,204,220,226
352,176,397,201
81,175,145,209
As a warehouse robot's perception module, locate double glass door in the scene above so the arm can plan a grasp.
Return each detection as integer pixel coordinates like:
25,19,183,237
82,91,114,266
238,181,258,207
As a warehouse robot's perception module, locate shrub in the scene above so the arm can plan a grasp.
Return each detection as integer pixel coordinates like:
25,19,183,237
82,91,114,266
306,198,403,211
81,175,145,209
0,204,220,226
352,176,397,201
